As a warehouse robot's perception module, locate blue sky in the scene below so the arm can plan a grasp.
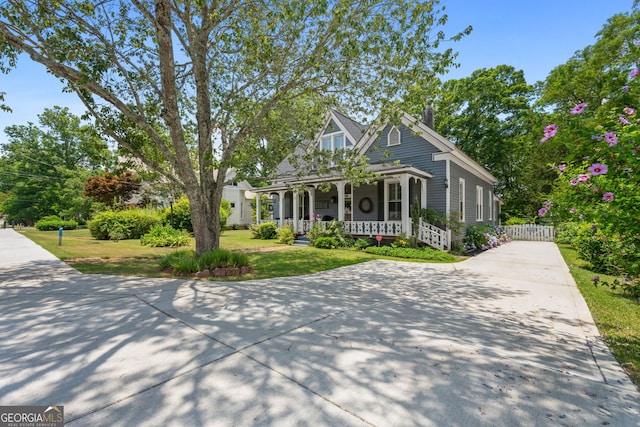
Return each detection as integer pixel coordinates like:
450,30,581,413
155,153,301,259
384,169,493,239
0,0,635,138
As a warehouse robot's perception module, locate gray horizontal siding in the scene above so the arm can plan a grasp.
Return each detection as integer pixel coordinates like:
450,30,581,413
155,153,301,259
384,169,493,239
365,124,447,214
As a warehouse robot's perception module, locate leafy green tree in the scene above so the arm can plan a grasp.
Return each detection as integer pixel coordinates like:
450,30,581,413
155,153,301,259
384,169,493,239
536,8,640,282
537,10,640,114
0,107,112,224
0,0,470,255
430,65,537,218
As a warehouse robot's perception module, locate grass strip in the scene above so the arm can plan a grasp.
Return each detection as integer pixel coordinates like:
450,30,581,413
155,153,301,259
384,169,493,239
558,244,640,387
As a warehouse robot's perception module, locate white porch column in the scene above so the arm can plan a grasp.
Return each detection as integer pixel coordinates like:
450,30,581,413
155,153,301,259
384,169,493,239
308,186,316,221
292,190,300,233
421,178,427,209
278,191,286,226
401,175,411,234
255,193,262,224
336,181,345,221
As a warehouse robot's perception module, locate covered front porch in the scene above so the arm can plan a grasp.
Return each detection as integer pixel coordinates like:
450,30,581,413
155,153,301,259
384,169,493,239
254,166,450,249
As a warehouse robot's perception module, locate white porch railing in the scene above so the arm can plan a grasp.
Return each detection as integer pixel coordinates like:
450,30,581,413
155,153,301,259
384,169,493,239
293,220,403,236
415,218,450,251
263,218,448,250
343,221,403,236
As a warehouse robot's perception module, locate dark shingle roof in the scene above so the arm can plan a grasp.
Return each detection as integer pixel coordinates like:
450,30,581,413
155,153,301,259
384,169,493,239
332,110,368,143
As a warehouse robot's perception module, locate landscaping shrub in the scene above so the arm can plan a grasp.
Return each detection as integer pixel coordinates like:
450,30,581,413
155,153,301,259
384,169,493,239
555,222,582,245
163,196,232,231
229,252,249,268
88,209,161,240
573,224,621,274
464,225,509,251
159,249,196,270
313,236,338,249
160,248,249,274
35,215,78,231
354,238,374,250
364,246,456,262
307,220,353,248
140,224,191,247
505,217,529,225
276,223,295,245
251,221,278,239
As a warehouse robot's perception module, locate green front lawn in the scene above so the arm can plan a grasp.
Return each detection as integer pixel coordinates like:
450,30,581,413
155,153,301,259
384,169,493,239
558,244,640,387
20,228,445,281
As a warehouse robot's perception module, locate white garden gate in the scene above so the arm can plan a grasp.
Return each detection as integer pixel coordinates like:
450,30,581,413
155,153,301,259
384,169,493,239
504,224,555,242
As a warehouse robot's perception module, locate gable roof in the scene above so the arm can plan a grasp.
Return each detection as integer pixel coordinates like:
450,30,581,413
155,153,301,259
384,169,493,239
331,110,368,143
354,112,498,184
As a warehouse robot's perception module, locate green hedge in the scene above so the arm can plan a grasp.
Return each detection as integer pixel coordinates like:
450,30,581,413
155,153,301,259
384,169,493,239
35,216,78,231
364,246,456,262
88,209,161,240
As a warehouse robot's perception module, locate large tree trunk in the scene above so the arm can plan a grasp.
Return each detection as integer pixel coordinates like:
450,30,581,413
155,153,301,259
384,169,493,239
188,183,223,256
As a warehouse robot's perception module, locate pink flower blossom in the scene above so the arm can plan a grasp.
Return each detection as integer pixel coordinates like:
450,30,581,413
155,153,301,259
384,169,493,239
620,116,632,125
605,132,618,146
579,214,584,219
570,179,579,186
538,207,548,217
587,163,608,176
630,68,640,79
578,174,590,182
570,207,577,214
570,103,588,114
558,164,566,171
602,192,614,202
540,124,558,142
624,107,636,115
622,85,630,93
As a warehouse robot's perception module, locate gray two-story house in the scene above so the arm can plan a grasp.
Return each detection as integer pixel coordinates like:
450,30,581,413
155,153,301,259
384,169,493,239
254,109,500,249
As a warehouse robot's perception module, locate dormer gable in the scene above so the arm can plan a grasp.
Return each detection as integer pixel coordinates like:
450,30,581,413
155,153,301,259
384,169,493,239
315,110,367,153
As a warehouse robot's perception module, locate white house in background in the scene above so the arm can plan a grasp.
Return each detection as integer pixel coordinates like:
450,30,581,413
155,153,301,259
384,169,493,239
215,169,256,227
223,180,255,227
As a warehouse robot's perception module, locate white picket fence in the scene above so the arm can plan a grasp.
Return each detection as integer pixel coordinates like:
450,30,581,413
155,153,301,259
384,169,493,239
505,224,555,242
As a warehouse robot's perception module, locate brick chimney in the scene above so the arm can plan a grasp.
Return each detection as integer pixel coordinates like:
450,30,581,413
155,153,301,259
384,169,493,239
422,106,434,129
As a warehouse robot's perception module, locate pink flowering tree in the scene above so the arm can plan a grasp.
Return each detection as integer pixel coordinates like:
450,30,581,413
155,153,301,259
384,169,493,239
539,60,640,284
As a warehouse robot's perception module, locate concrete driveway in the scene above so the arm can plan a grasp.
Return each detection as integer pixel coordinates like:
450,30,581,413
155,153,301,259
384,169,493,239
0,229,638,426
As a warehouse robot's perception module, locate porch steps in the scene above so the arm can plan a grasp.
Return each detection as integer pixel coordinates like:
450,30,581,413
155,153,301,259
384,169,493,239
293,236,311,247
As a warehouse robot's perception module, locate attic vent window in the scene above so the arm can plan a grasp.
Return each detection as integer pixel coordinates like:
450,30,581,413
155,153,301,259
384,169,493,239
387,126,400,146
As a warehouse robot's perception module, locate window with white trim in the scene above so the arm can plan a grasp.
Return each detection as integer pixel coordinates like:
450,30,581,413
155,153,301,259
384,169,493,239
388,182,402,220
387,126,401,146
320,133,347,153
459,178,465,222
476,185,484,221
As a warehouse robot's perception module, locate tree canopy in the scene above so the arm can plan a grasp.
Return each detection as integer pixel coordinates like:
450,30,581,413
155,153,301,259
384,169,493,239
0,107,112,223
0,0,470,254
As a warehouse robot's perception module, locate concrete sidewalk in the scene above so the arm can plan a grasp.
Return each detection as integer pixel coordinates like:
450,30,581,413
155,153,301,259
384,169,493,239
0,228,638,426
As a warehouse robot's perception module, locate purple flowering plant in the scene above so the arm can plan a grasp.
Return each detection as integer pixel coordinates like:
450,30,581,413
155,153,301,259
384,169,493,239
539,46,640,284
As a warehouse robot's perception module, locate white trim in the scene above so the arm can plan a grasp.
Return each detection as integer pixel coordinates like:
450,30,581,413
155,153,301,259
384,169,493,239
384,178,401,221
488,190,493,221
476,185,484,222
433,152,497,185
387,126,401,146
459,178,465,222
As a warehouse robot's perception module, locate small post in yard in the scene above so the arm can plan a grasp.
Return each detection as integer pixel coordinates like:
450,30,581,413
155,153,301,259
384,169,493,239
376,234,382,247
58,226,63,246
168,195,174,228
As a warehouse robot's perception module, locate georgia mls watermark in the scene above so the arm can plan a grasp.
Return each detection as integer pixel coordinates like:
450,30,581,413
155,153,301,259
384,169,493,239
0,406,63,427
